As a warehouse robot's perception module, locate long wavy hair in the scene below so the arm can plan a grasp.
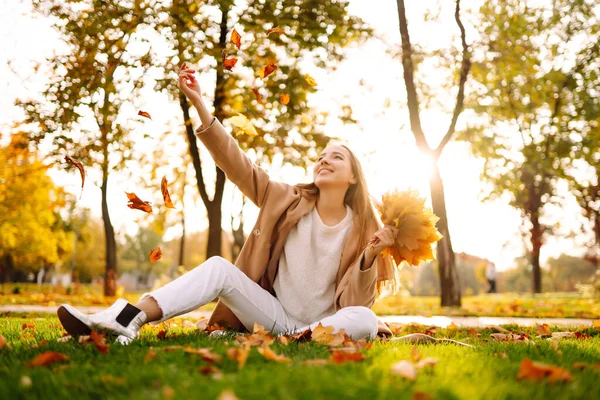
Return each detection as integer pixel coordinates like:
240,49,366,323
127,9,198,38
296,145,394,296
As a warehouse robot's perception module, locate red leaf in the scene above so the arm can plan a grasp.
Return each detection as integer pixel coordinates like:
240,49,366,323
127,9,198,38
150,247,162,263
0,334,7,349
157,330,168,340
22,322,36,330
125,192,153,213
231,28,242,49
138,110,152,120
516,358,572,383
161,176,175,208
252,88,266,104
266,27,285,36
27,351,69,367
90,330,109,354
329,351,365,364
257,61,278,79
65,155,85,193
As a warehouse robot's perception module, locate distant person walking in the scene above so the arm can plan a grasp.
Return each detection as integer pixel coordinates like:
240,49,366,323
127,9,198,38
486,261,497,293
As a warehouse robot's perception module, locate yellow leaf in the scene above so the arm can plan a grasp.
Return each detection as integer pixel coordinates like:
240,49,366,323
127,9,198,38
305,74,318,86
257,345,291,363
227,114,258,137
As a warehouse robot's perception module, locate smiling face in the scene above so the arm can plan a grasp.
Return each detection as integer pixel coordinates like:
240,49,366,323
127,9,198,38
313,145,357,190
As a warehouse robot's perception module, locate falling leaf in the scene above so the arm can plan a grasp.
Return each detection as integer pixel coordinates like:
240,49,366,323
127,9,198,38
161,176,175,208
150,247,162,264
65,155,85,194
390,360,417,381
305,74,318,87
310,324,353,347
329,351,365,364
536,323,552,336
0,334,7,350
27,352,69,367
266,27,285,36
90,330,109,354
228,114,258,137
251,88,266,104
257,345,291,363
257,61,278,79
279,93,290,105
231,28,242,49
144,348,157,363
227,344,251,368
125,192,153,213
516,358,572,383
138,110,152,120
184,347,222,363
223,55,238,71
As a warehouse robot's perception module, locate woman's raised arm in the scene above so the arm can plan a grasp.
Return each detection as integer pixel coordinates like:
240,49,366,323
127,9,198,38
178,63,273,208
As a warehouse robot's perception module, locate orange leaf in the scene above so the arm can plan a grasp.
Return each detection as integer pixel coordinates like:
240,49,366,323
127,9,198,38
266,27,285,36
516,358,572,383
410,346,422,363
329,351,365,364
279,93,290,105
252,88,265,104
138,110,152,120
150,247,162,263
161,176,175,208
231,28,242,49
22,322,35,330
593,320,600,330
223,54,238,71
144,348,157,363
257,345,291,363
90,330,109,354
390,360,417,381
27,351,69,367
226,344,251,368
157,330,168,340
125,192,153,213
257,61,278,79
65,155,85,192
536,323,552,336
305,74,318,87
199,365,223,378
184,347,222,363
0,334,7,349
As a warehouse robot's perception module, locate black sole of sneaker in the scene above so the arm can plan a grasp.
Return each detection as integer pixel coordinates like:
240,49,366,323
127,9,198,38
57,306,92,337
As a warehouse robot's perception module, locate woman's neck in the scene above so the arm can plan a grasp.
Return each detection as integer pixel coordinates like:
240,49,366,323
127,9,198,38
316,187,347,226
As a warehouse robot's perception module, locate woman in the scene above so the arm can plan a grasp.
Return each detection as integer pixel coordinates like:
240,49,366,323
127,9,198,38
57,64,398,344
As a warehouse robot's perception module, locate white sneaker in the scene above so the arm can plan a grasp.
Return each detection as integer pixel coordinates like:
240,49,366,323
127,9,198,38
57,299,147,340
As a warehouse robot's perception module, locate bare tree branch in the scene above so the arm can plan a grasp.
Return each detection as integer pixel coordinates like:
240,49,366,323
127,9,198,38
434,0,471,159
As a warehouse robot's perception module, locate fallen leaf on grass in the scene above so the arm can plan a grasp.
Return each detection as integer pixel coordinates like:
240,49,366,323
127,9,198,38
90,331,109,354
516,358,572,383
227,344,251,368
149,247,162,263
231,29,242,49
257,345,291,363
144,348,157,363
22,322,35,330
162,385,175,399
184,347,222,363
217,390,239,400
138,111,152,120
161,345,184,352
390,360,417,381
311,323,348,347
161,176,175,208
536,323,552,336
0,334,8,349
412,392,433,400
278,336,289,345
199,365,224,379
228,114,258,137
301,359,328,366
27,352,69,367
593,320,600,330
329,351,365,364
446,322,458,331
490,333,531,343
572,362,600,370
157,330,168,340
126,192,153,213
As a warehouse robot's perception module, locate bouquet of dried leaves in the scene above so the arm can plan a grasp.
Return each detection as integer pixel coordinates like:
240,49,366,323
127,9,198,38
371,189,442,267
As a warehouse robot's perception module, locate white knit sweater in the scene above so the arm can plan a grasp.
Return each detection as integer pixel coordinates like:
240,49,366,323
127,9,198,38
273,205,354,326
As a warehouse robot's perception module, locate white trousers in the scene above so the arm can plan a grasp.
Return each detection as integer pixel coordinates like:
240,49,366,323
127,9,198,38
140,256,378,340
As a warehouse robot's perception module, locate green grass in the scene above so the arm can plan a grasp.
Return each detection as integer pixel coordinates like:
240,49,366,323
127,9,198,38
2,314,600,399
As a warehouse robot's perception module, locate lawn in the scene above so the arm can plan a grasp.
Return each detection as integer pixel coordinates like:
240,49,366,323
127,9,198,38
1,313,600,400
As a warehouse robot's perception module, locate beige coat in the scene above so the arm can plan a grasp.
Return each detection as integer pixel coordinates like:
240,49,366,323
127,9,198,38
196,117,394,337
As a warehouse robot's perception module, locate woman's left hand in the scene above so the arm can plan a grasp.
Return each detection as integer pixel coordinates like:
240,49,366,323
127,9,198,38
366,225,398,258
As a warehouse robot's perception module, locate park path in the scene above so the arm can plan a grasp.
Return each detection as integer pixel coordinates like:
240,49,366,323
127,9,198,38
1,305,595,328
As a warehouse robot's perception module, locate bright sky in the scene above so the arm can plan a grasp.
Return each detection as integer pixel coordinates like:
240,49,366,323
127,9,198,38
0,0,588,271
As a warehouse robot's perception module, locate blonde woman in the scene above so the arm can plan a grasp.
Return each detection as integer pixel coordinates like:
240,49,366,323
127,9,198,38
57,64,398,344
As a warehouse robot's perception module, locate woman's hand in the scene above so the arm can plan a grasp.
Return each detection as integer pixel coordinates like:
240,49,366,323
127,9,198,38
177,62,203,106
363,225,398,269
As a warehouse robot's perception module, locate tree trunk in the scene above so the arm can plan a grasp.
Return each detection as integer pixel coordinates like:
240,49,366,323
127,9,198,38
430,163,462,306
530,211,543,293
101,164,117,296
